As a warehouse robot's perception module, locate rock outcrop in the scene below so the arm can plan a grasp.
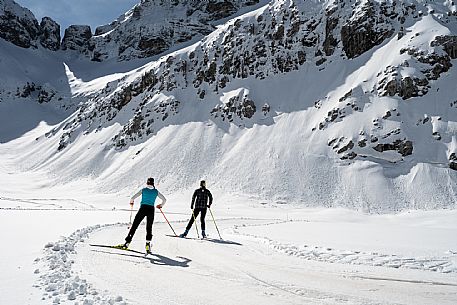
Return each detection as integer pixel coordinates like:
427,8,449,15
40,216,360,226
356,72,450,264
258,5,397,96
340,0,396,59
450,153,457,171
89,0,262,61
61,25,93,54
0,0,61,51
373,139,413,157
39,17,60,51
0,0,39,48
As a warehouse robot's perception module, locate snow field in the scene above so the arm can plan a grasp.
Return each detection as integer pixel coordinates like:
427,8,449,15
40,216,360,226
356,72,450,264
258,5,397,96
31,210,457,305
236,227,457,273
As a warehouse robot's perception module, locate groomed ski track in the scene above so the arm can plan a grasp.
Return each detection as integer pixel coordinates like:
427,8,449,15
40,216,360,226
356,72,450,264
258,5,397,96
72,219,457,305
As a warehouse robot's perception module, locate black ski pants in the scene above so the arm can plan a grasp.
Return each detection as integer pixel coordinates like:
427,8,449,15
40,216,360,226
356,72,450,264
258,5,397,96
185,208,207,231
125,204,155,243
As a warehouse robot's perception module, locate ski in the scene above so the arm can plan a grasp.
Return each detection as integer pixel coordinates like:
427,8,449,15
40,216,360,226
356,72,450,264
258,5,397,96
166,234,241,245
89,244,147,255
166,234,199,240
166,234,214,241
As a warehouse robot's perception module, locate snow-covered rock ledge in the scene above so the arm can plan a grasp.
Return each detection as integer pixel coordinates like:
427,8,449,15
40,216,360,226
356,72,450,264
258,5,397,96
34,224,127,305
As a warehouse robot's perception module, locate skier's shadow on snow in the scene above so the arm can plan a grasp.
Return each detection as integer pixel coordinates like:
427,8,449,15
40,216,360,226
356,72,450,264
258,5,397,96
92,250,191,268
166,235,242,246
148,254,191,267
202,239,242,246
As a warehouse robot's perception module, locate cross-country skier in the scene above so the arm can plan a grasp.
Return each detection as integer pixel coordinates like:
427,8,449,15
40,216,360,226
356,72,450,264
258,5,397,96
118,177,166,253
180,180,213,238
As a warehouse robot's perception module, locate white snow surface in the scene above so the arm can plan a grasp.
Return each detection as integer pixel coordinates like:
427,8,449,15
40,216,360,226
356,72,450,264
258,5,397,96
1,153,456,304
1,184,457,305
1,152,456,304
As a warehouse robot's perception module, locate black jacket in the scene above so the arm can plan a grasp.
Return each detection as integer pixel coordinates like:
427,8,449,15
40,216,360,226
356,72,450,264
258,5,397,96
191,187,213,209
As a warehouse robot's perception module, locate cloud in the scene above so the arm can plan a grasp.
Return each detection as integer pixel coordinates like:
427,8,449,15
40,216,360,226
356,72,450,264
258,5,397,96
14,0,139,34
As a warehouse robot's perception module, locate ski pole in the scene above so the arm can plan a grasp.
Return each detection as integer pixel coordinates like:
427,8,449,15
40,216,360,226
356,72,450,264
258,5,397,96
209,207,222,240
158,207,177,236
128,204,133,229
192,208,200,238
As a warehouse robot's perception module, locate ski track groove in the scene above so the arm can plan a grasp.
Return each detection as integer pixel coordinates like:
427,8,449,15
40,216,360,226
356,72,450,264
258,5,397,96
239,269,399,305
231,221,457,274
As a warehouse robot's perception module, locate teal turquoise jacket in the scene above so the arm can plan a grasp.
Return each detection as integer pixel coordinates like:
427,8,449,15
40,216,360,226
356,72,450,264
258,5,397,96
131,185,166,207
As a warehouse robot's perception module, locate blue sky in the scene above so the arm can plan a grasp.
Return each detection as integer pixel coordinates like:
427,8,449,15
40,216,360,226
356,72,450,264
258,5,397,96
15,0,139,35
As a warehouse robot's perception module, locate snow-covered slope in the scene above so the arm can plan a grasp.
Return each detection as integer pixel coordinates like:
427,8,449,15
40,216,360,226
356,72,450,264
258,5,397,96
1,0,457,212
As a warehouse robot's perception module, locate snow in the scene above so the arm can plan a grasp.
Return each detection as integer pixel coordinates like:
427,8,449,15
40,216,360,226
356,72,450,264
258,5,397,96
1,0,456,211
1,161,456,305
1,0,457,304
29,206,457,305
1,146,456,304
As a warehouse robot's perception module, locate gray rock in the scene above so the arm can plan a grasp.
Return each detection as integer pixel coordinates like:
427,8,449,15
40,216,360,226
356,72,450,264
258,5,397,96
449,152,457,170
61,25,93,53
450,153,457,161
337,141,354,154
205,1,237,19
450,162,457,171
340,1,394,58
431,35,457,59
89,0,260,62
0,0,39,48
373,139,413,156
39,17,60,51
323,9,338,56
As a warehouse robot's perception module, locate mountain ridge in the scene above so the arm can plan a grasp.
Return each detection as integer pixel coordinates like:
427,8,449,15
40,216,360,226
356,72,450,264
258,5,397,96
1,0,268,61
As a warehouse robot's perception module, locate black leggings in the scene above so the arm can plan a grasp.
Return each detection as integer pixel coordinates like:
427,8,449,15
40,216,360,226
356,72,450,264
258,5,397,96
185,208,207,231
125,204,155,243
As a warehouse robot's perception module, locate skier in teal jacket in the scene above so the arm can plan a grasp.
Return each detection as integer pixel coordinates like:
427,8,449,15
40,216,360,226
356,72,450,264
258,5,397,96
119,177,166,252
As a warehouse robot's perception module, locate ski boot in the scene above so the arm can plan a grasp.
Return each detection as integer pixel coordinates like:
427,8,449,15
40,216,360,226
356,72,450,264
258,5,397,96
145,241,152,254
115,242,129,250
179,229,189,238
201,230,207,239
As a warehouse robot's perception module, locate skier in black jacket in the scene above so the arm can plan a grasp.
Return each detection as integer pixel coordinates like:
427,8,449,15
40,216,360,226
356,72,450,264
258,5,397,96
180,180,213,238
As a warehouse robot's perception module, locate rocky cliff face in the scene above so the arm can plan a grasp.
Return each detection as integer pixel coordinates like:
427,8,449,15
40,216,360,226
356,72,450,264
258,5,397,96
39,17,60,51
1,0,265,61
89,0,263,61
61,25,93,54
0,0,60,50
